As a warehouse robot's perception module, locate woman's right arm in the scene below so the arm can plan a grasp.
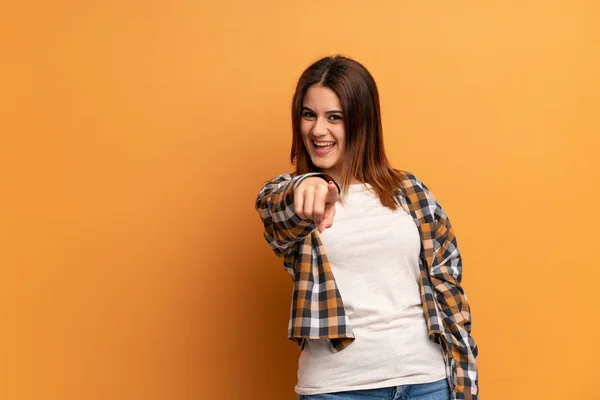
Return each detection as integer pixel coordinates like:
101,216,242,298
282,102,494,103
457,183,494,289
255,173,339,257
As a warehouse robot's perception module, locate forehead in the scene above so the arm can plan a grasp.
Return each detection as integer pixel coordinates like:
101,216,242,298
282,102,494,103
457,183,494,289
303,85,342,110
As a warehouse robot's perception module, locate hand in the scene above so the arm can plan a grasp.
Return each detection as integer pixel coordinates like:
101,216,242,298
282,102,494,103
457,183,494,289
294,177,339,233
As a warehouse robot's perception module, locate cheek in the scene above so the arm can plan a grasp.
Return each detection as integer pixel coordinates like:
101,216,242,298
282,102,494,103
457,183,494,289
300,121,311,137
334,127,346,146
300,125,313,147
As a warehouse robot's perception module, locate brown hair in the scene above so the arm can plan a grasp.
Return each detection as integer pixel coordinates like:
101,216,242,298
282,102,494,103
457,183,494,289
291,55,404,210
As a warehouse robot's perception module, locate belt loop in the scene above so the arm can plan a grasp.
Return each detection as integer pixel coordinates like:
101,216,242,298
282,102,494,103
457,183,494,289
391,385,403,400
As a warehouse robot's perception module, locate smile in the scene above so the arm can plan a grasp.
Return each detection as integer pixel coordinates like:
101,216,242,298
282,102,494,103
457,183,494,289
312,140,336,155
313,140,336,147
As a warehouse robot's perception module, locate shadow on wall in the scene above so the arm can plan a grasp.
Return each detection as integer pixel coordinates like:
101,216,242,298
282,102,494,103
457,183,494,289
189,185,301,399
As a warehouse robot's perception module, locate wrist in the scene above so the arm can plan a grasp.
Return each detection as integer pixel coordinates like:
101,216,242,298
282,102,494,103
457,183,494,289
293,173,341,194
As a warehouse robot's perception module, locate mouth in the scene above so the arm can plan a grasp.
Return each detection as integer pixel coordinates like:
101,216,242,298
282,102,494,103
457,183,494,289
312,140,336,156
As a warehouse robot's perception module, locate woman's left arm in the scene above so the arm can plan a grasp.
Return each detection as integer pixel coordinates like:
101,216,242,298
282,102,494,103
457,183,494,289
423,183,480,400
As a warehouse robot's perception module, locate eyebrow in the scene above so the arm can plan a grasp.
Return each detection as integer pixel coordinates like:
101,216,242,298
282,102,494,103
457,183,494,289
302,106,343,114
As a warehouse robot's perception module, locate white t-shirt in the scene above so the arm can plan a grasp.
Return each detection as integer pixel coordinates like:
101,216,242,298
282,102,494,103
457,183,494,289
295,183,446,395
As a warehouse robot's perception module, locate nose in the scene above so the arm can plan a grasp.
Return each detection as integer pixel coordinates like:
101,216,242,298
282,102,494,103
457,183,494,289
311,117,329,137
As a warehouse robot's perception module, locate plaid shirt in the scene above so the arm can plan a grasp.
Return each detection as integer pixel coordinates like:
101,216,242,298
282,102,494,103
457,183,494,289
255,171,479,400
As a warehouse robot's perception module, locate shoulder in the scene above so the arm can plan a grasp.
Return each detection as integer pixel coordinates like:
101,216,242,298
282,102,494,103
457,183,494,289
395,170,453,224
394,169,432,195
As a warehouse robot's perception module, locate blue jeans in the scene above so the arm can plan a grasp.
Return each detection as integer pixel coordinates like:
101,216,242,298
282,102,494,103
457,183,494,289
298,378,450,400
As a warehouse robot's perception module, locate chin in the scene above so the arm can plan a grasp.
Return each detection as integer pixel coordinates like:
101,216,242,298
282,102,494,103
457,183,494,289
312,160,335,170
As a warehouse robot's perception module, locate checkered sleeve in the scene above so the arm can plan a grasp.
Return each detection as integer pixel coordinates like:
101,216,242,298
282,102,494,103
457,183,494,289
419,180,479,400
255,173,334,257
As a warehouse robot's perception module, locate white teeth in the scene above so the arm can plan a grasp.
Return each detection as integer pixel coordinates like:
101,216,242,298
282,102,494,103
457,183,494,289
313,141,335,147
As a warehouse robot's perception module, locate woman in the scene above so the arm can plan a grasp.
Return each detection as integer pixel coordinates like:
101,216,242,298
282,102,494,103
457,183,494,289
255,55,479,400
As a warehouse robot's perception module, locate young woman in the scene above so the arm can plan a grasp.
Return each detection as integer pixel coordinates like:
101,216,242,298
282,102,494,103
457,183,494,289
255,55,479,400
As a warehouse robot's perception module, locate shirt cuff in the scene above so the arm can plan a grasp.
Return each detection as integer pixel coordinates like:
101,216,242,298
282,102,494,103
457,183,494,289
292,173,341,194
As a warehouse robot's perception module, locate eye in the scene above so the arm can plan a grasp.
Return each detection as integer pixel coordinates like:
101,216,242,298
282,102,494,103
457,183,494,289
302,111,316,119
328,114,343,121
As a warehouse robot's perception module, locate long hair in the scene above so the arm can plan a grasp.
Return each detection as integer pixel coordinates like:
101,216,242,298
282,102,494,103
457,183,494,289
291,55,404,210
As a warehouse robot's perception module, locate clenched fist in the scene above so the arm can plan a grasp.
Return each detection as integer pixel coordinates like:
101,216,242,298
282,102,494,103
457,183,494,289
294,177,339,233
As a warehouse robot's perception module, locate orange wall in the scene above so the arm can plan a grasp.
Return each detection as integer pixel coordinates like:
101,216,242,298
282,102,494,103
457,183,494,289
1,1,599,399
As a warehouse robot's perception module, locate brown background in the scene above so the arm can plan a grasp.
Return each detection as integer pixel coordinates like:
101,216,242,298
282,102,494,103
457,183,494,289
1,1,599,399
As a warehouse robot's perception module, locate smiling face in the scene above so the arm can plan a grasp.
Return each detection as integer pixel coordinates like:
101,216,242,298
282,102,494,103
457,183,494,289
300,85,346,181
